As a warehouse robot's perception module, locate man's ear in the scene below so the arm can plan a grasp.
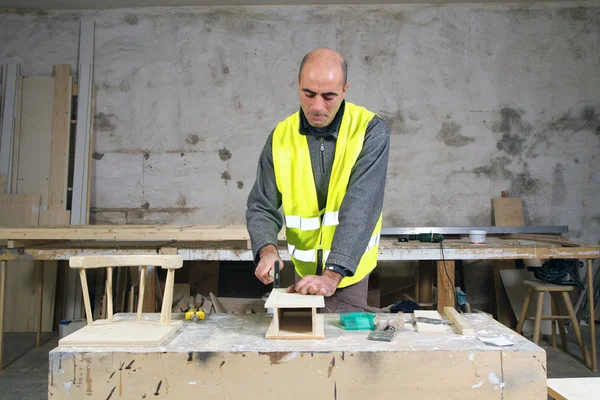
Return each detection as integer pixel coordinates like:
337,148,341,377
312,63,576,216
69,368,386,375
342,82,350,97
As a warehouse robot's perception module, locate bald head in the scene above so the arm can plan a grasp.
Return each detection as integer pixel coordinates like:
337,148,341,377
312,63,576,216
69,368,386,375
299,48,348,86
297,48,350,128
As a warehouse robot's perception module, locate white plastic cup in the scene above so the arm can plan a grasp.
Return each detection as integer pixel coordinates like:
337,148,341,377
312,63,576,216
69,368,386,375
469,230,487,244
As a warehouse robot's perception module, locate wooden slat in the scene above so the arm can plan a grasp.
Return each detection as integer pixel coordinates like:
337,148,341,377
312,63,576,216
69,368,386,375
16,77,54,207
444,307,475,335
39,210,71,226
0,194,41,226
70,255,183,269
492,196,524,328
436,260,455,312
48,64,72,211
0,174,5,193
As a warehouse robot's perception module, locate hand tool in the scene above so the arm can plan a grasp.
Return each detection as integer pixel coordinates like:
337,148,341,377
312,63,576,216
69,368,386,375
185,308,205,322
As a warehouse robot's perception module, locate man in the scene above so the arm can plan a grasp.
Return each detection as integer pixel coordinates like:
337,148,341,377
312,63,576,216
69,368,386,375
246,48,390,312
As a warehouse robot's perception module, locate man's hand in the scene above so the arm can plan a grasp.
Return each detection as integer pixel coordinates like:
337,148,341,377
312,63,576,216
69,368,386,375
255,245,284,285
286,270,342,297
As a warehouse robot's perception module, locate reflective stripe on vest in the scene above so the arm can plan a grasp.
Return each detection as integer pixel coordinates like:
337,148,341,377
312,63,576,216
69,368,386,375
272,102,382,288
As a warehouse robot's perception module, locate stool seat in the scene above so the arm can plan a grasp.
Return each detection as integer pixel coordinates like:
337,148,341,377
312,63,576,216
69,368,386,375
523,280,575,292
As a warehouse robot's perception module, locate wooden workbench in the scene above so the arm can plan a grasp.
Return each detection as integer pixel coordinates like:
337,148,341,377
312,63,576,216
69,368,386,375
48,312,547,399
0,225,598,373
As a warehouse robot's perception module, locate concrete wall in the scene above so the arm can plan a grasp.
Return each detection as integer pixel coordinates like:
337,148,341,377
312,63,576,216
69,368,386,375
1,3,599,242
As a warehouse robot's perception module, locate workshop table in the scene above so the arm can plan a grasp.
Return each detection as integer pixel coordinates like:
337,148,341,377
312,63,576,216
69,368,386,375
48,312,547,399
0,226,598,372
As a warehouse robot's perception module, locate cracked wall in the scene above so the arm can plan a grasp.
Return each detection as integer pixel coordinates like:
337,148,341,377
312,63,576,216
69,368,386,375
0,3,598,242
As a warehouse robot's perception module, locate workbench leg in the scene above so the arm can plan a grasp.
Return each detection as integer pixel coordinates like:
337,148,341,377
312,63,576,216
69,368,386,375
0,261,6,369
36,261,43,348
437,260,455,312
588,259,597,372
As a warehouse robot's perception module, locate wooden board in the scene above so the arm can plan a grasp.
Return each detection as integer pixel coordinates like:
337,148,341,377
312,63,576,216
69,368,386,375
39,210,71,226
58,319,183,347
0,194,41,226
48,65,72,211
185,261,219,296
0,225,286,241
266,313,324,340
70,255,183,269
0,174,5,193
492,197,524,226
264,288,324,309
444,307,475,335
414,310,453,333
547,377,600,400
492,196,524,328
16,77,54,207
436,260,454,312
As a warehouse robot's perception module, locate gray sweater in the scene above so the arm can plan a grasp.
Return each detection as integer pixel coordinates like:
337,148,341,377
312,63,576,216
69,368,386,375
246,102,390,276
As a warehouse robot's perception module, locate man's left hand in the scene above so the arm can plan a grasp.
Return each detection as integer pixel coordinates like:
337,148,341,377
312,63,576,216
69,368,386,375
286,270,342,297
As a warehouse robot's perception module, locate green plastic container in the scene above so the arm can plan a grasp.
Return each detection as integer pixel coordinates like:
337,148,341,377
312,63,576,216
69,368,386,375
339,312,376,330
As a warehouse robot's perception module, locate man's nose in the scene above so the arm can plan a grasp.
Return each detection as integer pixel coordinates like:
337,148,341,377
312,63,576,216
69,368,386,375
311,96,326,112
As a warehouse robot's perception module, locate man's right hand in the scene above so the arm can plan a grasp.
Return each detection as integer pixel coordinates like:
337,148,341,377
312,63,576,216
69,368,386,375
255,244,284,285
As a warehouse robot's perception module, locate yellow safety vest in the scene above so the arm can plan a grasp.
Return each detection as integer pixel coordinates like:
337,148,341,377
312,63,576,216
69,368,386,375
272,102,382,288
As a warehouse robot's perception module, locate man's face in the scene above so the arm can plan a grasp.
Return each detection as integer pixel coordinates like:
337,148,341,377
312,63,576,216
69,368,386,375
298,61,349,128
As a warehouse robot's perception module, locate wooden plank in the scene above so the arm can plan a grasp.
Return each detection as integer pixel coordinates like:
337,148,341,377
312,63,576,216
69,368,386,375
0,261,5,368
39,210,71,226
416,260,433,304
0,174,5,193
0,194,40,226
503,234,580,247
16,76,54,207
186,261,219,296
210,292,223,313
436,260,455,312
70,255,183,269
444,307,475,335
492,196,524,328
0,64,19,183
48,64,72,211
492,197,524,226
141,266,156,313
265,288,324,309
10,75,22,194
58,320,182,347
414,310,452,333
547,377,600,400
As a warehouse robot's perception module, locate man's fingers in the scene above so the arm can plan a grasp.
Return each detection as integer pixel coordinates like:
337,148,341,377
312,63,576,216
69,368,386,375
285,284,296,293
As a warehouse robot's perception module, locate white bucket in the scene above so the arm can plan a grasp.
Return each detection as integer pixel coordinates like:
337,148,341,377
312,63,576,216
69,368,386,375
469,230,487,244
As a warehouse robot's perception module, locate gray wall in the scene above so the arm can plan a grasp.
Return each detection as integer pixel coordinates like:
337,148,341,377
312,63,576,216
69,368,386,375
1,3,599,242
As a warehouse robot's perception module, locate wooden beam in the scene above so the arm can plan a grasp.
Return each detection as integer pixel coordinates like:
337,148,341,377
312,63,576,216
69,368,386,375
0,64,20,186
48,64,72,211
444,307,475,335
437,260,455,312
70,255,183,270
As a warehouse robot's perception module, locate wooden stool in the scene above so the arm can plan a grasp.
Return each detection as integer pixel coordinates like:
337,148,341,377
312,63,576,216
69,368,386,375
516,280,591,369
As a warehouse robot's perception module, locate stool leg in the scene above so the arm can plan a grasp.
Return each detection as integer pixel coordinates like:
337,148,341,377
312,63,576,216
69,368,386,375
551,293,568,351
550,298,557,350
533,292,545,344
516,287,533,334
561,291,592,369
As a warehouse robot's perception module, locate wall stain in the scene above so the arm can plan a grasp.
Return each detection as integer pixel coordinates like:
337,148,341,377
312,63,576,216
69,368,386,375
94,112,118,133
185,133,202,145
176,195,187,208
125,14,139,25
437,121,474,147
472,157,513,180
379,110,410,135
141,202,150,210
92,152,105,161
221,171,231,181
551,163,566,207
222,65,230,74
119,80,130,92
143,152,150,160
233,95,243,111
259,352,293,365
218,148,232,161
492,107,533,156
547,106,600,138
510,171,542,197
236,181,244,189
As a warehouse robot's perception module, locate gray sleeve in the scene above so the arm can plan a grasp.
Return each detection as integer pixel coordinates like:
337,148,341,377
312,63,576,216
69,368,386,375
326,116,390,275
245,131,283,263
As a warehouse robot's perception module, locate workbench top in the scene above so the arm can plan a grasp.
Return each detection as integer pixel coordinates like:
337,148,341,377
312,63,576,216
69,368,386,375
52,312,542,354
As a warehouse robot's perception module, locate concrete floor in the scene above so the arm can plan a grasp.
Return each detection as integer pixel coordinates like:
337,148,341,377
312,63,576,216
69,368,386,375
0,324,598,399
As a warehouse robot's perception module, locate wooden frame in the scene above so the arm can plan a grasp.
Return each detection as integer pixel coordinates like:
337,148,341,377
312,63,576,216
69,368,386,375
264,288,325,340
58,255,184,347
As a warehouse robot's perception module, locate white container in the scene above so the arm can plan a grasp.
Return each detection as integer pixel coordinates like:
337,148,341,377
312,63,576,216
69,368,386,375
469,230,487,244
59,319,87,339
